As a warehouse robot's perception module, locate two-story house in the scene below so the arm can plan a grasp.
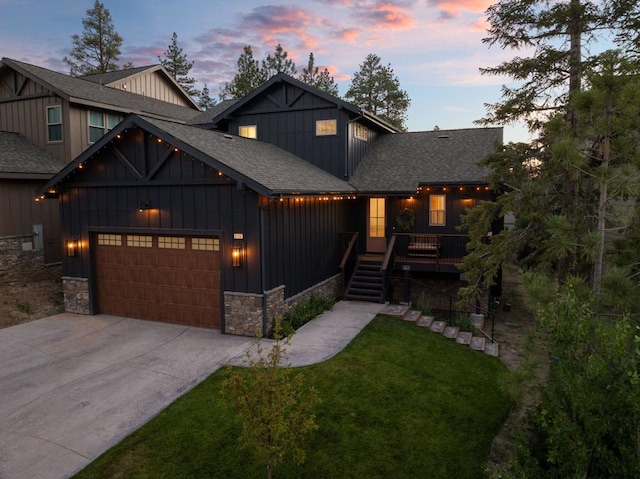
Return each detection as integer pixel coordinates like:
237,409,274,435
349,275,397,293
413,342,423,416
39,72,502,336
0,58,201,276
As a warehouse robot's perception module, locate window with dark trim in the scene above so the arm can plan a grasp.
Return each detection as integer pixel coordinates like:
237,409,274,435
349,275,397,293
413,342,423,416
239,125,257,139
47,105,62,142
429,195,446,226
89,111,122,143
354,123,368,140
316,119,337,136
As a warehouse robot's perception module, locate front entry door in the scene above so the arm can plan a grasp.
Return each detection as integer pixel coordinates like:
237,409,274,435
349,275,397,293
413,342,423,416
367,197,387,253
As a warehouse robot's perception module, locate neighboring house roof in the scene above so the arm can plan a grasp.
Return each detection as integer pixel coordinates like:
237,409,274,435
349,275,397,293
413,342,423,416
81,65,159,84
187,99,240,126
350,127,503,194
40,115,356,198
208,73,399,134
81,64,201,110
0,58,201,122
0,131,67,179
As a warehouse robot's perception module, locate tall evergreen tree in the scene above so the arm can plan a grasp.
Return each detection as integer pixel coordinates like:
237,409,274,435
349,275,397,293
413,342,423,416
220,46,267,100
63,0,123,76
198,83,215,110
299,53,339,97
478,0,639,133
460,0,640,303
159,32,197,97
345,53,410,131
262,43,296,78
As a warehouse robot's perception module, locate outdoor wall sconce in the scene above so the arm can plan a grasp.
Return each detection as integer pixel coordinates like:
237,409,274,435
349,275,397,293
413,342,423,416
138,202,151,212
231,242,244,267
66,238,78,257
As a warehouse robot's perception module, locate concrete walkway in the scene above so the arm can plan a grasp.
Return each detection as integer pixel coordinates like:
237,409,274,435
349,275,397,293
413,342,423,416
0,300,383,479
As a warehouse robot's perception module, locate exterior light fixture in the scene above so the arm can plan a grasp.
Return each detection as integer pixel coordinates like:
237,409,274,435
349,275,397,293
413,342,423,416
67,238,78,257
231,242,243,267
138,202,151,212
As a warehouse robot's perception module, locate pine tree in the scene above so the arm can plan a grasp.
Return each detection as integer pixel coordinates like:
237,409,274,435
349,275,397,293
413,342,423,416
220,46,267,100
63,0,123,76
460,0,640,303
299,53,339,97
262,43,296,78
477,0,639,133
198,83,215,110
159,32,197,97
345,53,410,131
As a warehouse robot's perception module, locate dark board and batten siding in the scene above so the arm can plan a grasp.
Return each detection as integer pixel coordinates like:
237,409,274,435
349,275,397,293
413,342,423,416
261,197,356,298
58,128,262,294
225,82,350,180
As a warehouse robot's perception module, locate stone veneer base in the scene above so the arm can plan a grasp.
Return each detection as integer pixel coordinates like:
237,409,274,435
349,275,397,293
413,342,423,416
224,273,342,337
62,277,90,314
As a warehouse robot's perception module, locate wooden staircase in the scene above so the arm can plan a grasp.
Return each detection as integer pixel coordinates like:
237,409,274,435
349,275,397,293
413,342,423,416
379,304,499,356
344,258,384,303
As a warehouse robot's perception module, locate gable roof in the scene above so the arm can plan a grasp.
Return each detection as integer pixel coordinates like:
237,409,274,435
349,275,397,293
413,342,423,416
187,99,239,126
81,65,159,84
350,127,503,194
81,64,201,110
0,58,201,122
40,115,356,198
0,131,67,179
207,73,398,133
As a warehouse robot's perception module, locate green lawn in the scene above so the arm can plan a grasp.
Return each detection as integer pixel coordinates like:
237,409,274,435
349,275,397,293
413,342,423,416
74,315,512,479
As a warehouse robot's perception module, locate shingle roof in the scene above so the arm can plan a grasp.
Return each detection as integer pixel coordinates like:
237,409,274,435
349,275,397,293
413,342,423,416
187,99,239,126
140,116,356,195
208,73,398,133
81,65,159,84
350,127,503,193
0,131,66,176
1,58,200,122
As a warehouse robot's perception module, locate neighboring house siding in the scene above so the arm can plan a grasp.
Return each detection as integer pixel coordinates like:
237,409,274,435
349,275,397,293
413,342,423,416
0,76,68,161
262,197,356,298
0,180,61,263
110,71,193,107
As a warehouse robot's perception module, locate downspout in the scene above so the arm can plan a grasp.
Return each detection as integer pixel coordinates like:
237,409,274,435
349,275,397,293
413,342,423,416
260,202,268,337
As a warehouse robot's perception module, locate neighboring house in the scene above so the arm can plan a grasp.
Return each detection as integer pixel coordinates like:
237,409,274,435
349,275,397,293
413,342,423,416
0,131,66,274
39,72,503,336
0,58,201,277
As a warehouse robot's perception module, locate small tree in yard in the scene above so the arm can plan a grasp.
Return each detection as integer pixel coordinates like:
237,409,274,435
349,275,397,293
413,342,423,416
222,322,320,479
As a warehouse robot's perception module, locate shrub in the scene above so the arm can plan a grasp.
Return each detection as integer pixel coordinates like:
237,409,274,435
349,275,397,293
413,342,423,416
276,294,334,337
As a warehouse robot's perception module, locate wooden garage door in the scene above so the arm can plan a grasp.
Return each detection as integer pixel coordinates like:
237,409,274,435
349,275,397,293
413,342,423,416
95,234,221,328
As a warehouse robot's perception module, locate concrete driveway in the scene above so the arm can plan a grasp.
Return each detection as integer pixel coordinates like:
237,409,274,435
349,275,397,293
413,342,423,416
0,313,253,479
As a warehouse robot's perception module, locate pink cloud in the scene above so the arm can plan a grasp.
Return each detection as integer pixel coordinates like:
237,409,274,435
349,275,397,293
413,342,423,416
357,2,416,29
429,0,493,16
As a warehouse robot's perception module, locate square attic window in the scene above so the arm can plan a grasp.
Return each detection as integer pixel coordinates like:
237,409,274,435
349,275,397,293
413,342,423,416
316,119,337,136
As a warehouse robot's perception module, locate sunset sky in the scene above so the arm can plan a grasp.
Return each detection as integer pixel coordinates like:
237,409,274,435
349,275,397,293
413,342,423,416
0,0,531,141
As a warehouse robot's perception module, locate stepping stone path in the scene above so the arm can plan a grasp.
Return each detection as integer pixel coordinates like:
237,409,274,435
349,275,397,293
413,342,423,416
380,305,500,357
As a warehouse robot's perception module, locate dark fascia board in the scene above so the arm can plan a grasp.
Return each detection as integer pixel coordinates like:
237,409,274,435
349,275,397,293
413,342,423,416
417,180,489,187
0,172,53,180
210,73,398,134
1,58,70,101
37,114,276,198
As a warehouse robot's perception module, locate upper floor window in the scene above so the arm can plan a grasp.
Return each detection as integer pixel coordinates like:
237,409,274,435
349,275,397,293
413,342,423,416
316,119,337,136
89,111,122,143
429,195,446,226
239,125,257,139
46,105,62,142
354,123,368,140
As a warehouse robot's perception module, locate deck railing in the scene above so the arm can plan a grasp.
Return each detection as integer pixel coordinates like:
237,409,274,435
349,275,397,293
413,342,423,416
392,233,469,266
